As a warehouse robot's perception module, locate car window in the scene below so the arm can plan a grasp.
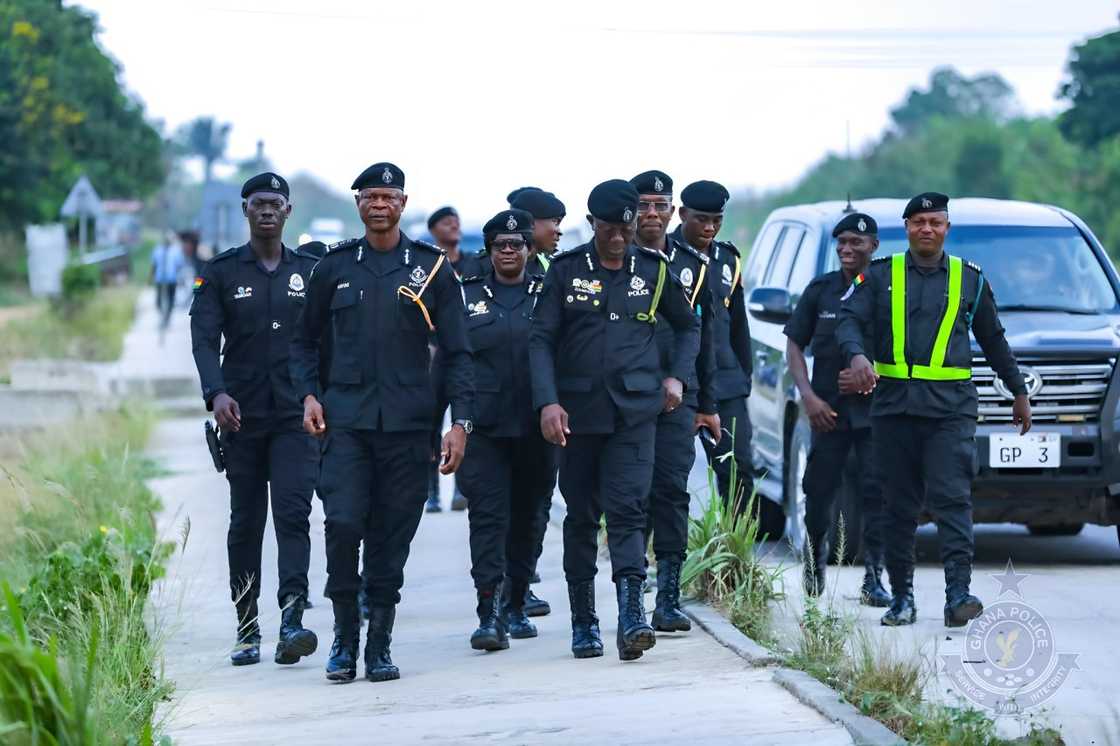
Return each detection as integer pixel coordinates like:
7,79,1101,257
764,225,806,288
744,222,783,292
823,225,1118,312
787,227,820,294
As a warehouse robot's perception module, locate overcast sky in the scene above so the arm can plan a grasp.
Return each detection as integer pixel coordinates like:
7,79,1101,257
80,0,1117,228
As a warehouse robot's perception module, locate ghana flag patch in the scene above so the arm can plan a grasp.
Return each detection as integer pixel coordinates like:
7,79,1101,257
192,276,205,293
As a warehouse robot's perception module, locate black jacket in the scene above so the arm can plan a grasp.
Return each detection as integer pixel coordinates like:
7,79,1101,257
529,241,701,434
658,234,718,414
189,242,320,430
289,232,474,432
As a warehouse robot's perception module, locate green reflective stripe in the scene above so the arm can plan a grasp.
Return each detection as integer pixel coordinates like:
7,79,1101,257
538,254,550,272
912,365,971,380
927,256,962,369
635,259,667,324
880,252,908,379
874,361,909,378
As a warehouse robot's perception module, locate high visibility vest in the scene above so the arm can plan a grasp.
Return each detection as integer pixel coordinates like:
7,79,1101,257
873,252,971,381
538,254,550,272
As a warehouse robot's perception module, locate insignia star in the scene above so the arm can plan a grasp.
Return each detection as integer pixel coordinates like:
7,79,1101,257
990,559,1028,597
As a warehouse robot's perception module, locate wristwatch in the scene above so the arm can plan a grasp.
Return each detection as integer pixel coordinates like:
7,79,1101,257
453,419,473,434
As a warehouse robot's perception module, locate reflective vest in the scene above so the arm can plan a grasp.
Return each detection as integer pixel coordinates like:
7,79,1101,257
538,254,550,272
873,252,971,381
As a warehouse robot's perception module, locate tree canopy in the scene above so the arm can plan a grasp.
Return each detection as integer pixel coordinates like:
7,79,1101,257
1058,23,1120,148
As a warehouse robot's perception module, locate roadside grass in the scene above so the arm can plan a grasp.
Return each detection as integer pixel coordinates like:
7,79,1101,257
0,406,174,743
0,285,138,380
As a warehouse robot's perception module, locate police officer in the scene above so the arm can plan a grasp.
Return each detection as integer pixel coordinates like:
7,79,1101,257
630,170,720,632
189,172,319,667
290,162,474,682
838,192,1032,627
673,181,755,511
530,179,700,661
458,208,558,651
784,212,889,606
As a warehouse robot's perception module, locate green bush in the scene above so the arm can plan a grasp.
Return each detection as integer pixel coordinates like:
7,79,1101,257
58,262,101,316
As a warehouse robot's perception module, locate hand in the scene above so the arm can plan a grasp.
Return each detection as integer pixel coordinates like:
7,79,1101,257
837,368,864,396
1012,394,1032,435
662,377,684,412
440,425,468,474
212,393,241,432
540,403,570,447
804,392,838,433
302,395,327,438
849,355,878,394
694,412,721,445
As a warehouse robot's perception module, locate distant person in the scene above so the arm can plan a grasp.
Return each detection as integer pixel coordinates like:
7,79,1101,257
150,231,185,328
189,172,321,667
180,229,203,277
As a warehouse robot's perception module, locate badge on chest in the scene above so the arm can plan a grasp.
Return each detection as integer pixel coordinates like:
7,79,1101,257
408,265,429,287
468,300,489,317
234,286,253,300
287,273,305,298
627,274,649,298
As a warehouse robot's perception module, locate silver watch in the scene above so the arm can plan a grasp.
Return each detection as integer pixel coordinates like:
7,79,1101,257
453,419,473,434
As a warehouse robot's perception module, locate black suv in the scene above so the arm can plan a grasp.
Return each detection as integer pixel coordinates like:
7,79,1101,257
743,198,1120,556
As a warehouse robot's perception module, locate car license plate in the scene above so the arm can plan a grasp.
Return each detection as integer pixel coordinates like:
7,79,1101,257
989,433,1061,468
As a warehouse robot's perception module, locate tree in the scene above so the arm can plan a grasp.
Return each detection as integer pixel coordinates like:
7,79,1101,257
1057,23,1120,148
889,67,1016,136
176,116,231,184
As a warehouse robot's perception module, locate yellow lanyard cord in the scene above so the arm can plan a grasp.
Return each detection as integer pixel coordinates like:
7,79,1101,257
688,263,708,309
396,253,446,332
724,256,742,308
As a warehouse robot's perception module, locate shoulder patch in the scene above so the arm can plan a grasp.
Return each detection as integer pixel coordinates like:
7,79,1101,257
412,239,445,255
327,238,359,254
670,238,709,265
637,245,670,262
715,240,740,257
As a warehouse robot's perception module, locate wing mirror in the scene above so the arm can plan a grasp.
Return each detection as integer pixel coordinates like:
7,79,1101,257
747,287,793,325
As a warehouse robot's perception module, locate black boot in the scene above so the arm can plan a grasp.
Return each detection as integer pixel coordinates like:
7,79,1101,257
859,565,892,608
802,535,828,598
651,559,691,632
231,597,261,666
325,599,360,682
470,586,510,651
523,587,551,617
568,581,603,659
880,565,917,627
364,606,401,681
616,575,656,661
275,595,319,664
944,562,984,628
502,577,538,639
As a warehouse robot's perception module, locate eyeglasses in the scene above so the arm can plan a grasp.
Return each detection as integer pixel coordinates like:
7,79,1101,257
492,239,527,251
638,201,672,214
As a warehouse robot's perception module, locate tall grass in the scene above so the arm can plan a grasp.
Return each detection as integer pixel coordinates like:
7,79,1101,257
0,406,173,743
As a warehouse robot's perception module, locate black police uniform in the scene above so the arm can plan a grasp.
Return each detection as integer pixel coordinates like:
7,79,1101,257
784,267,886,591
837,223,1025,624
189,241,320,635
458,266,558,643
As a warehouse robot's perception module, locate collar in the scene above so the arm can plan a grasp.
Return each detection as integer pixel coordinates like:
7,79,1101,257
583,241,642,274
356,232,411,265
237,242,291,263
670,226,711,259
905,249,948,270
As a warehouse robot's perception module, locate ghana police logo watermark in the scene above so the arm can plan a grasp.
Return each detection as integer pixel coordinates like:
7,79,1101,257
941,560,1078,715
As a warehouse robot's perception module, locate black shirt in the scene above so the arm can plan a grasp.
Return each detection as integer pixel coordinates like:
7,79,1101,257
189,243,320,431
656,235,718,414
784,269,872,430
836,250,1026,418
289,233,474,432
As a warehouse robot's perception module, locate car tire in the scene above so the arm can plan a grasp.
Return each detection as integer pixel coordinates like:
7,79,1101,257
1026,523,1084,537
783,418,811,556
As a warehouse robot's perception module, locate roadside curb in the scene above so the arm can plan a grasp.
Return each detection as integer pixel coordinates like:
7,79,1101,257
684,601,904,746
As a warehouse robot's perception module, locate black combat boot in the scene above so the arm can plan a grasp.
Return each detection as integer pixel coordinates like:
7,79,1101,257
651,559,691,632
880,565,917,626
275,595,319,664
616,575,657,661
502,577,538,639
470,586,510,651
364,606,401,682
944,562,984,628
568,581,604,659
325,598,360,682
859,565,892,608
231,597,261,666
523,587,551,617
802,535,828,598
425,462,442,513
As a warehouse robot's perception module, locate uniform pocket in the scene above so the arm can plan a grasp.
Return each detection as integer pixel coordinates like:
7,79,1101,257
622,371,660,392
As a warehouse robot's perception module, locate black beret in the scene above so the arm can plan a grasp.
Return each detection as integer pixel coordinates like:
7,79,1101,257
241,172,289,199
681,180,730,213
832,212,878,237
427,205,459,230
506,186,541,205
483,209,534,239
903,191,949,219
630,170,673,196
512,189,566,220
587,179,640,224
352,162,405,191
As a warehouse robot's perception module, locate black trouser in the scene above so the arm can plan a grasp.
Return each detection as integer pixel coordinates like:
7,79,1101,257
702,396,754,508
223,427,318,607
560,420,656,583
528,478,553,577
459,432,558,589
156,282,177,326
872,414,977,578
802,426,885,567
645,403,696,563
319,428,429,606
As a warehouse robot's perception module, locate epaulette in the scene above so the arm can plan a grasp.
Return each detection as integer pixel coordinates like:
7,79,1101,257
460,274,484,284
637,245,670,262
549,246,583,261
965,259,983,275
326,238,360,254
870,255,891,265
210,246,238,263
412,239,445,255
670,238,710,265
715,240,740,257
295,241,327,260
